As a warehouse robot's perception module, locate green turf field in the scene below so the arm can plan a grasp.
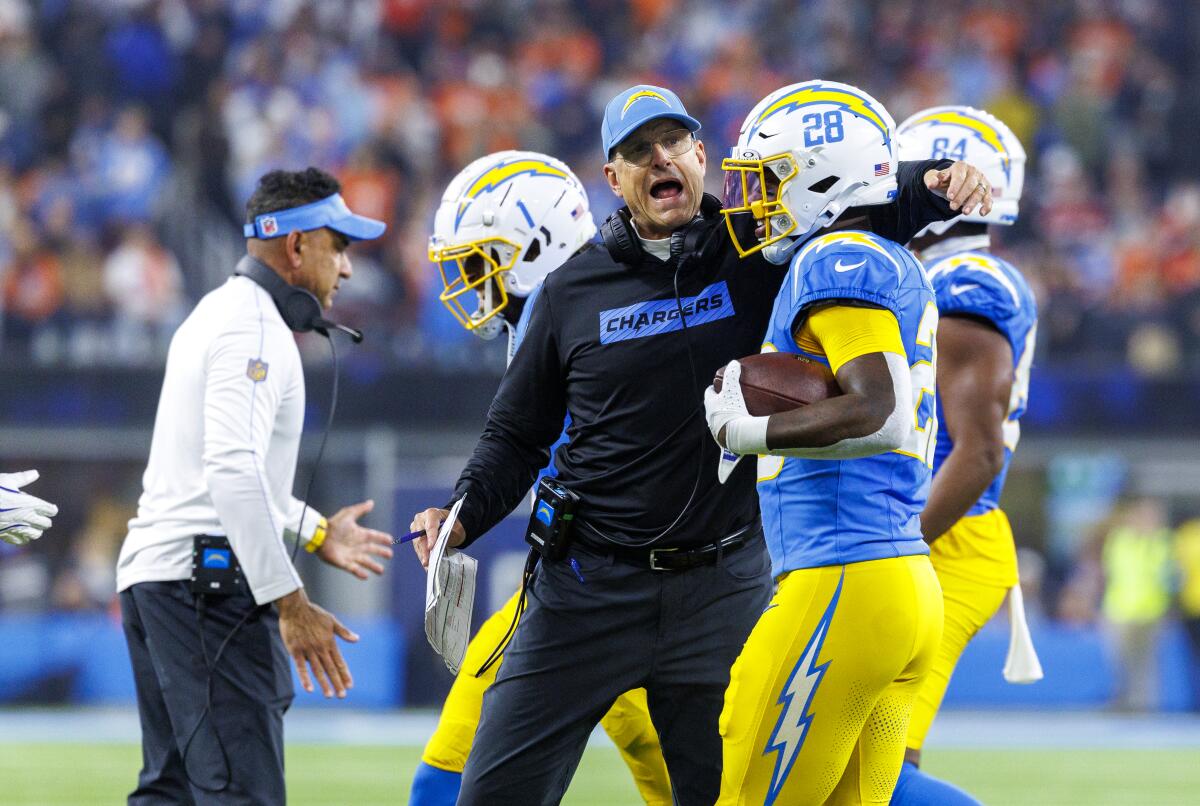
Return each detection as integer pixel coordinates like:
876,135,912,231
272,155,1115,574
3,743,1198,804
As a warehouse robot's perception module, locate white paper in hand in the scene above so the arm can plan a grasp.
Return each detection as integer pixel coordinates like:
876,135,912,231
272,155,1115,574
1003,582,1044,684
424,497,477,675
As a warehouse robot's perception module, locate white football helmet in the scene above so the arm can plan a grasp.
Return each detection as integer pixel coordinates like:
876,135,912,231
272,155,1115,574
897,105,1025,233
430,150,596,339
722,80,898,264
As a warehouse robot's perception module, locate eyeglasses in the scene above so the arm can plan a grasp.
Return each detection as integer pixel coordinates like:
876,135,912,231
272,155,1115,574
615,128,695,167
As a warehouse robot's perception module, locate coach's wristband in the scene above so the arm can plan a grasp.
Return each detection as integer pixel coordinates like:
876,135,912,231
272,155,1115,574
304,516,329,553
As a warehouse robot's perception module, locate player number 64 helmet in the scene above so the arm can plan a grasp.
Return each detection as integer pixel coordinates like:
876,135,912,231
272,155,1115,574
722,80,899,264
429,150,596,339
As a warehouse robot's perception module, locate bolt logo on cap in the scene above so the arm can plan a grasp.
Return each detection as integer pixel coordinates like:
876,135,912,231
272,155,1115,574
622,90,671,118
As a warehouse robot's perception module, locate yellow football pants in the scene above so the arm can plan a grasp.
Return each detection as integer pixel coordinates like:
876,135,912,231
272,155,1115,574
420,591,673,805
719,555,943,806
906,508,1016,750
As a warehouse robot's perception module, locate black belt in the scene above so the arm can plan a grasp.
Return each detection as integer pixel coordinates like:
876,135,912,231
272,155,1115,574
578,522,761,572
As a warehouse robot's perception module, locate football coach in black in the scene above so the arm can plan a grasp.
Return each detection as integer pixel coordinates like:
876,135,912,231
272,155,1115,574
410,85,993,804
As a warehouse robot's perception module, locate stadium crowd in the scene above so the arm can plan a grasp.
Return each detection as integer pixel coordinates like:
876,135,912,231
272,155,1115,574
1,0,1198,370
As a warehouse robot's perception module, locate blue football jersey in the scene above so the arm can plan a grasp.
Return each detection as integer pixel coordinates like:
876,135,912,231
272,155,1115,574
928,250,1037,515
758,230,937,577
513,282,568,481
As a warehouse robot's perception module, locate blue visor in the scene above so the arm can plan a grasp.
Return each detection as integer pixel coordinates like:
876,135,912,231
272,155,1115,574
243,193,387,241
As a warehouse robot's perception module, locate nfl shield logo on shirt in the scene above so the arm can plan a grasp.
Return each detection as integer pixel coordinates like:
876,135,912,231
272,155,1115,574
246,358,269,382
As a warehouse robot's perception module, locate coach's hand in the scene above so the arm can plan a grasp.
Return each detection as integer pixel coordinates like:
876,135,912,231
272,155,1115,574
924,161,993,216
318,499,394,579
277,588,358,698
409,507,466,569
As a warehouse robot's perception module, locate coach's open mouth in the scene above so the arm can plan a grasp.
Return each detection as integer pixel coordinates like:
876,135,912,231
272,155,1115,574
650,178,683,200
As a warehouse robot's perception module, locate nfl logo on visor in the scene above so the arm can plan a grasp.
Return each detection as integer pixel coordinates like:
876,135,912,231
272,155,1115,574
260,216,278,237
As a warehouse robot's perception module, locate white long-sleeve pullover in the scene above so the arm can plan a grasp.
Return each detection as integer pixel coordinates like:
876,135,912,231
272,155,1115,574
117,275,322,605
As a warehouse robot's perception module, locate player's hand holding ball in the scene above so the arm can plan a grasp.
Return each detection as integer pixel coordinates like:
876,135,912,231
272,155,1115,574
704,360,757,452
0,469,58,545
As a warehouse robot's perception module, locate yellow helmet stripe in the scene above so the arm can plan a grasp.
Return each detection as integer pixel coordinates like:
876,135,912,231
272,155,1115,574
751,85,890,145
456,159,569,230
908,110,1010,181
621,90,671,118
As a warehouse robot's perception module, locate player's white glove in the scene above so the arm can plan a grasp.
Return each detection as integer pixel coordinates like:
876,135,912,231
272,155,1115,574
703,361,769,484
0,470,58,545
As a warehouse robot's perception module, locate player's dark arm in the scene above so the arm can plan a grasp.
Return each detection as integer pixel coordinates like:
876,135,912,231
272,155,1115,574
765,353,896,449
921,315,1013,542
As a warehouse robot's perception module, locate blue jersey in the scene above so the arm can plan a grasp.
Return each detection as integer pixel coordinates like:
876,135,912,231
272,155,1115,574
758,231,937,577
928,250,1037,516
513,283,568,481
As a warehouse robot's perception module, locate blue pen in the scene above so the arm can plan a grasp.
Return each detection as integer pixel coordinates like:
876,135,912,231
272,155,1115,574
396,521,444,545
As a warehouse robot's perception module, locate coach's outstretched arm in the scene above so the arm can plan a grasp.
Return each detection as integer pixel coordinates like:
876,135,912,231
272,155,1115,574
874,159,993,246
411,289,568,567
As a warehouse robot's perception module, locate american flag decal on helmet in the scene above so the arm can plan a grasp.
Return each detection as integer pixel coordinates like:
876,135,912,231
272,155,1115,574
874,162,890,176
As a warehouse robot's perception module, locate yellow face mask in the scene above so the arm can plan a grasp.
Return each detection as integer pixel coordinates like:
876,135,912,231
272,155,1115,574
720,152,799,258
429,236,521,332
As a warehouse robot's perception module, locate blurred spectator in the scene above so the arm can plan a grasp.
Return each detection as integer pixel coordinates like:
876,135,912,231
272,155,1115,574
102,223,184,363
0,0,1196,370
1100,496,1174,711
1173,518,1200,712
92,105,171,226
1,218,64,348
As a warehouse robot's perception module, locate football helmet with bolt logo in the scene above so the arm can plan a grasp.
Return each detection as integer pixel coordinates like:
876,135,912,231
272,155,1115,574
430,151,596,339
722,80,898,265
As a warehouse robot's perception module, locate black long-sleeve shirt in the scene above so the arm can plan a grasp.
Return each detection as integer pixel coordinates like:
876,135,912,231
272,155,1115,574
452,159,955,548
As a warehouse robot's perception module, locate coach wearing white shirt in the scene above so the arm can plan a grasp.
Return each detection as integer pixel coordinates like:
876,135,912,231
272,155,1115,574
117,167,394,805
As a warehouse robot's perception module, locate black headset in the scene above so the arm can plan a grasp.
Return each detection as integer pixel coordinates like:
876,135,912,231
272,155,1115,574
233,255,363,343
599,192,724,266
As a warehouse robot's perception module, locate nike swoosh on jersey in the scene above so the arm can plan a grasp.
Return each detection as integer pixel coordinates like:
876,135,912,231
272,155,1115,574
950,283,981,295
834,258,868,272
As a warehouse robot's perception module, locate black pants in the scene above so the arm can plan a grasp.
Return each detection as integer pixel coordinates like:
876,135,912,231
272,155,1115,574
121,581,294,805
458,533,773,805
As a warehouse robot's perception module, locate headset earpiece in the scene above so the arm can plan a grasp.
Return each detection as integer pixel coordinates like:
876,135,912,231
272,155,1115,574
600,207,640,265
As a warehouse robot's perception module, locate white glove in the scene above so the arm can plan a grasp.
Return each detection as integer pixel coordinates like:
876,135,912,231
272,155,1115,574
0,470,58,545
703,361,769,484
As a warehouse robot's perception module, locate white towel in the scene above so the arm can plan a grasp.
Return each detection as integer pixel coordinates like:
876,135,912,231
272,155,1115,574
1002,582,1044,683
